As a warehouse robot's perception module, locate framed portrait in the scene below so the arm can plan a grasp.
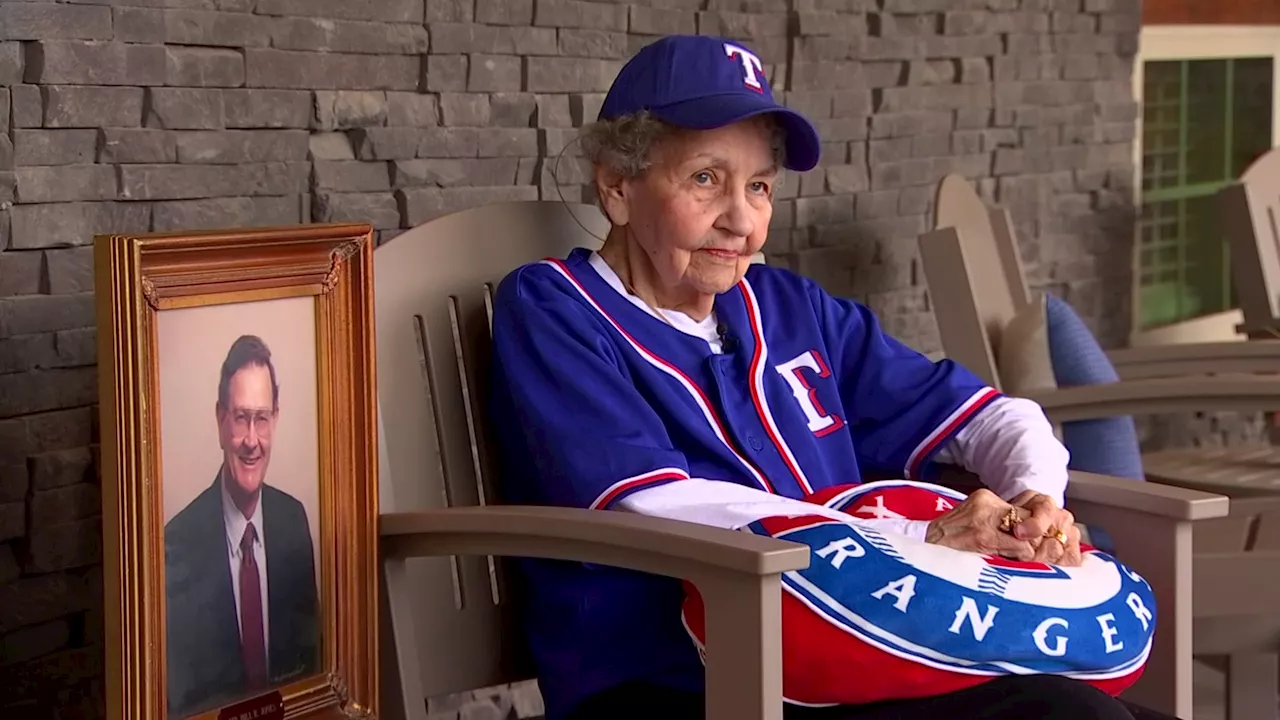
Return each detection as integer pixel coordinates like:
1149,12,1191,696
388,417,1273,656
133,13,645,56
94,225,379,720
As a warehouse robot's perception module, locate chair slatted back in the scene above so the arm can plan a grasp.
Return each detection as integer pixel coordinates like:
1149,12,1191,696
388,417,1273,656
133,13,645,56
920,174,1030,389
1223,147,1280,335
374,201,609,700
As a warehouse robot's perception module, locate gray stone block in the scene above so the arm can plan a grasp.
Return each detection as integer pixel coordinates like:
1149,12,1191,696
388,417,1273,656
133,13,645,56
151,196,301,232
958,58,990,84
393,158,520,187
42,247,94,296
826,165,868,194
351,128,423,160
314,191,401,229
526,57,622,93
790,61,865,91
697,11,789,41
427,0,475,23
0,42,23,86
792,36,851,63
419,127,480,158
269,17,429,55
112,7,164,44
314,91,389,131
629,7,696,35
870,111,953,139
42,86,144,129
175,130,310,164
534,0,629,31
313,161,392,192
118,162,308,200
146,88,225,130
224,89,312,129
0,138,11,172
426,55,469,92
478,128,538,157
165,47,245,88
906,60,957,86
490,94,537,128
15,166,117,204
531,95,569,128
99,129,177,164
469,55,523,93
477,0,535,26
0,251,42,296
0,90,9,136
429,24,558,56
396,185,538,226
559,29,629,59
162,9,271,47
1056,12,1099,34
0,294,96,343
310,132,356,160
569,93,605,125
440,94,491,127
0,4,113,42
7,202,151,250
388,93,440,128
795,194,854,226
255,0,424,23
23,41,165,86
244,50,420,91
12,130,98,167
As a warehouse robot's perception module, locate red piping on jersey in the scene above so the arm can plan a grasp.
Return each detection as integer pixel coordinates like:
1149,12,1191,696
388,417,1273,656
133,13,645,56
904,386,1001,479
540,258,777,495
590,468,691,510
738,279,816,495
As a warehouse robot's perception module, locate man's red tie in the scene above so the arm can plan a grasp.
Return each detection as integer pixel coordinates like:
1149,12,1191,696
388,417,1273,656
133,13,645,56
239,522,268,688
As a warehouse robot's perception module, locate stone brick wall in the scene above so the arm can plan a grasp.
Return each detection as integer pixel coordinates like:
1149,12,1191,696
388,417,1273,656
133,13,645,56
0,0,1146,718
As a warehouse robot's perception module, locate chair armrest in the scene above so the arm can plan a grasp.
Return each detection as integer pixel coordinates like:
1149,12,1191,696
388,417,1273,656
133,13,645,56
381,505,809,577
1020,375,1280,421
381,505,808,720
1107,341,1280,380
1060,470,1229,521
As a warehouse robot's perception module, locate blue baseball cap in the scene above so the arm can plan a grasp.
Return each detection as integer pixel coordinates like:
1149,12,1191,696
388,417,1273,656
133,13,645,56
599,35,822,172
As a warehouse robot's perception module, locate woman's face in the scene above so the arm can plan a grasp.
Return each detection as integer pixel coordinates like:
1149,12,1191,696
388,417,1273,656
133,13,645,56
607,117,779,302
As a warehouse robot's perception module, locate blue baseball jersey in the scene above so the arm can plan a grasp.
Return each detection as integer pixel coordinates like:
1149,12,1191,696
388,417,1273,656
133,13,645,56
487,247,999,719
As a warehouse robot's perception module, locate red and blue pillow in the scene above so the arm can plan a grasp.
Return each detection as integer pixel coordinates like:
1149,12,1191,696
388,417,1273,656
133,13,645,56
681,480,1156,707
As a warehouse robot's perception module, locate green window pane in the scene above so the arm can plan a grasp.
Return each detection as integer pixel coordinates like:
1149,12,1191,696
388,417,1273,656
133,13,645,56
1137,56,1275,330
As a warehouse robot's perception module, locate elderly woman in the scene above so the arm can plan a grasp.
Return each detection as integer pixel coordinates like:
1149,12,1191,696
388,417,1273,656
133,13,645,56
488,35,1178,720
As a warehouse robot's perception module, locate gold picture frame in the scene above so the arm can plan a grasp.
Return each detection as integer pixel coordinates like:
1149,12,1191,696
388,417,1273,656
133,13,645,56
94,225,379,720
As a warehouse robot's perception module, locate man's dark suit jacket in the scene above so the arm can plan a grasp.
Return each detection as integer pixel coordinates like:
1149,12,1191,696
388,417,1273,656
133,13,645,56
164,475,320,718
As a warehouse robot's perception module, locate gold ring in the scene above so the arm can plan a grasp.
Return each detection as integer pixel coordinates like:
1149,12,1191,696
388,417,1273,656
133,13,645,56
1000,508,1022,533
1047,527,1069,546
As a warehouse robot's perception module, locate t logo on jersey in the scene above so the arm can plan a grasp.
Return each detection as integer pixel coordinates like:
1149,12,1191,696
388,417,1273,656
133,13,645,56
724,42,765,93
775,350,846,437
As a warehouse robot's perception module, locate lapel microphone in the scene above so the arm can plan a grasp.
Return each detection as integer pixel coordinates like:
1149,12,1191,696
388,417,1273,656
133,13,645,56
716,322,739,353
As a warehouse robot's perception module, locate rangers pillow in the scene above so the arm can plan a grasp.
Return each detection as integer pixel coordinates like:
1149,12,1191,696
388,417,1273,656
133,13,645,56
680,481,1156,707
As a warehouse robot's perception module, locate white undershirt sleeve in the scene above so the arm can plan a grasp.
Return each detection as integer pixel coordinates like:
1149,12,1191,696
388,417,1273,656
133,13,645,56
618,479,932,541
934,395,1070,507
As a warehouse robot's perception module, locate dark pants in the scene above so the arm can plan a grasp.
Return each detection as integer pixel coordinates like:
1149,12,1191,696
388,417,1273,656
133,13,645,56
566,676,1183,720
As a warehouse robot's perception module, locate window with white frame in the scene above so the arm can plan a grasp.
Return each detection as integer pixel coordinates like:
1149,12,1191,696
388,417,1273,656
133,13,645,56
1133,27,1279,336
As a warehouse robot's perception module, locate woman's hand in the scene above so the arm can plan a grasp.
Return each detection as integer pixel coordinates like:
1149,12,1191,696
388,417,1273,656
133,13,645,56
924,489,1037,561
1008,490,1083,567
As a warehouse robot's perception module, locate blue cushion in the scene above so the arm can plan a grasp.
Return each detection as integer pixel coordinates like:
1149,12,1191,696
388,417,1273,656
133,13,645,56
1042,294,1145,481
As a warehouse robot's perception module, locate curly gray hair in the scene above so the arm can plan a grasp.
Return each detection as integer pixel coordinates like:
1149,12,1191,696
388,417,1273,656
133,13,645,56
577,110,788,180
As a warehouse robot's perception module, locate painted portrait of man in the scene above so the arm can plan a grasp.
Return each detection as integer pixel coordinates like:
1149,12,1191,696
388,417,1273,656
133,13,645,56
163,333,320,718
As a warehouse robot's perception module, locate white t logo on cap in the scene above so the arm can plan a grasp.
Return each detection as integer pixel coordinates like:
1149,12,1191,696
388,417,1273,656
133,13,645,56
724,43,765,93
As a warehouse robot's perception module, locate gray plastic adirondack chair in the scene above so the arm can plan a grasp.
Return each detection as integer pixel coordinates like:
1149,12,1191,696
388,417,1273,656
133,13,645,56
375,199,1227,720
1224,146,1280,341
918,173,1280,719
374,200,796,720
